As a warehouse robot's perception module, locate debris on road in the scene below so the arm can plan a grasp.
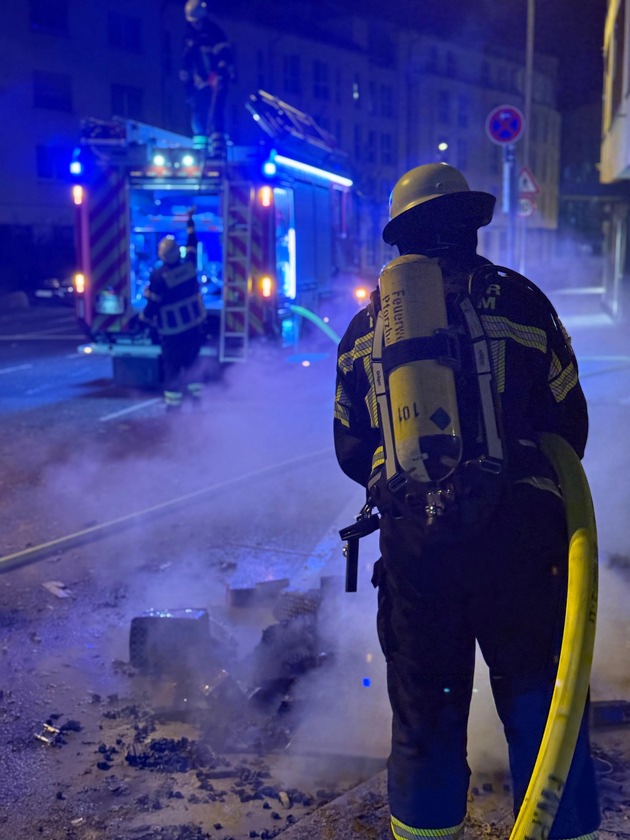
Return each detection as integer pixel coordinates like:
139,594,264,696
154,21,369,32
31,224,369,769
42,580,71,598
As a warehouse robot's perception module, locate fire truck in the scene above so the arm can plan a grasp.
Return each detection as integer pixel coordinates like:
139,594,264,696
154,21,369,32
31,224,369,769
71,91,353,387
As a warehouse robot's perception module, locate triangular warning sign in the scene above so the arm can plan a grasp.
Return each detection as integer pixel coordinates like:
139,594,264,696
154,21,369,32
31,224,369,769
518,166,540,195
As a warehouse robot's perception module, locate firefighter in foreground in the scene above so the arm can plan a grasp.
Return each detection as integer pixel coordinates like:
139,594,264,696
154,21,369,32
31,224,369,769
142,208,206,411
334,164,600,840
180,0,234,156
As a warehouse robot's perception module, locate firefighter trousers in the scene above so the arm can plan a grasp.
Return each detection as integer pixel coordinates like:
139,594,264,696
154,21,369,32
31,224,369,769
373,482,600,840
161,328,204,407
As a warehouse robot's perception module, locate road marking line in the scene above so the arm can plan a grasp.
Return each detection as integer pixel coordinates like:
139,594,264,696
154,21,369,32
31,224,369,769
0,334,83,341
0,447,333,574
0,363,33,374
581,355,630,362
31,324,79,335
294,491,367,588
100,399,162,421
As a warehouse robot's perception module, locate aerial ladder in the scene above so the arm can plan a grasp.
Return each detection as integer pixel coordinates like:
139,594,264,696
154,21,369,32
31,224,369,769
220,179,252,362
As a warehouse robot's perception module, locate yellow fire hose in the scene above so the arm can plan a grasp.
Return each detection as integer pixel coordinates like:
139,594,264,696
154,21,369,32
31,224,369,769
510,432,598,840
286,304,341,344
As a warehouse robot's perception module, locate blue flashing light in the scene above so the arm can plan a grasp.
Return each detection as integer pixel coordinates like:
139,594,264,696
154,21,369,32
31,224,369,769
273,154,353,187
70,146,83,177
363,678,371,687
262,160,277,177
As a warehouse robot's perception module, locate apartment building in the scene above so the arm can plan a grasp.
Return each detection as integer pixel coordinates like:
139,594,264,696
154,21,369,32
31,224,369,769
0,0,562,288
600,0,630,317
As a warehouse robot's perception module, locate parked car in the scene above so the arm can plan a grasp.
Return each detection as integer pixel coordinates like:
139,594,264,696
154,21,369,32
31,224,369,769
33,276,75,306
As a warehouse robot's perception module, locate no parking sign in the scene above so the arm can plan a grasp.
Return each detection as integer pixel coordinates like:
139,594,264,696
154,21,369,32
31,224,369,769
486,105,525,145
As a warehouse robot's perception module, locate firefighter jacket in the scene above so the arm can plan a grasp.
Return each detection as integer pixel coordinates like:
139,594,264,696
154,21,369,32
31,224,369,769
180,19,234,98
143,221,206,338
334,255,588,492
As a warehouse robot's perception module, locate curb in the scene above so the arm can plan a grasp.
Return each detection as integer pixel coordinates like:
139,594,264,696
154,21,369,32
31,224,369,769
280,770,390,839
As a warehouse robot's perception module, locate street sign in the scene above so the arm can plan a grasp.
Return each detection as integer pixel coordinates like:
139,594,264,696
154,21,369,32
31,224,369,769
517,197,536,218
518,166,540,195
486,105,525,145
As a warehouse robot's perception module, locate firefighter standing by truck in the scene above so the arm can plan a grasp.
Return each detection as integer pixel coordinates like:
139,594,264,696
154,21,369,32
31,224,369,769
180,0,234,157
333,164,600,840
141,208,206,411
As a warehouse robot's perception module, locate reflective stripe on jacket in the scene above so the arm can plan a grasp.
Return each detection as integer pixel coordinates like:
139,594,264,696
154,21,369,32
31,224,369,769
144,220,206,338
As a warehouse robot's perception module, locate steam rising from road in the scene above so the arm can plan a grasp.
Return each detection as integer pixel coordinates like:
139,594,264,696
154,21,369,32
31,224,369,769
5,268,628,793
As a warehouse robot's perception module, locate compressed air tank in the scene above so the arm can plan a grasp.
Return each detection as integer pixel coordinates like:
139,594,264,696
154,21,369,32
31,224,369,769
379,254,462,483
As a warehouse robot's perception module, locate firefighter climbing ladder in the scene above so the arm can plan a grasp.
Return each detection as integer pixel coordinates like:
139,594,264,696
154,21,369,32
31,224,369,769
220,180,253,362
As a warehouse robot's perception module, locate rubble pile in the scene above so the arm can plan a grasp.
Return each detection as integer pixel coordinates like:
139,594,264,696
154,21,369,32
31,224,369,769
26,580,388,838
56,583,346,836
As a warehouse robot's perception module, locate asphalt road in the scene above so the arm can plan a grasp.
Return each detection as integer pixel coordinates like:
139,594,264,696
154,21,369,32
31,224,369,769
1,296,630,839
0,301,387,839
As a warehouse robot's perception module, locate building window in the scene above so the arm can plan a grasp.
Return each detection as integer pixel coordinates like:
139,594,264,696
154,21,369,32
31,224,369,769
457,94,469,128
367,130,376,164
457,139,468,170
352,76,361,108
368,81,377,115
426,46,439,73
108,12,142,52
256,51,265,90
162,31,172,75
30,0,68,35
380,85,394,118
33,71,72,111
313,60,330,99
437,90,450,123
36,145,71,179
111,84,143,120
368,26,396,69
380,133,393,166
283,54,301,96
611,2,626,118
354,125,362,161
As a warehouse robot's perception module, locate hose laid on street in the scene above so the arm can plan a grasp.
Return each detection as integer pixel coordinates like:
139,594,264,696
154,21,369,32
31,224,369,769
510,432,598,840
287,304,341,344
0,447,332,575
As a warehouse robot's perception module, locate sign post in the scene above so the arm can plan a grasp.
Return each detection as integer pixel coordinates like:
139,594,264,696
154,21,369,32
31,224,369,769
486,105,525,266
